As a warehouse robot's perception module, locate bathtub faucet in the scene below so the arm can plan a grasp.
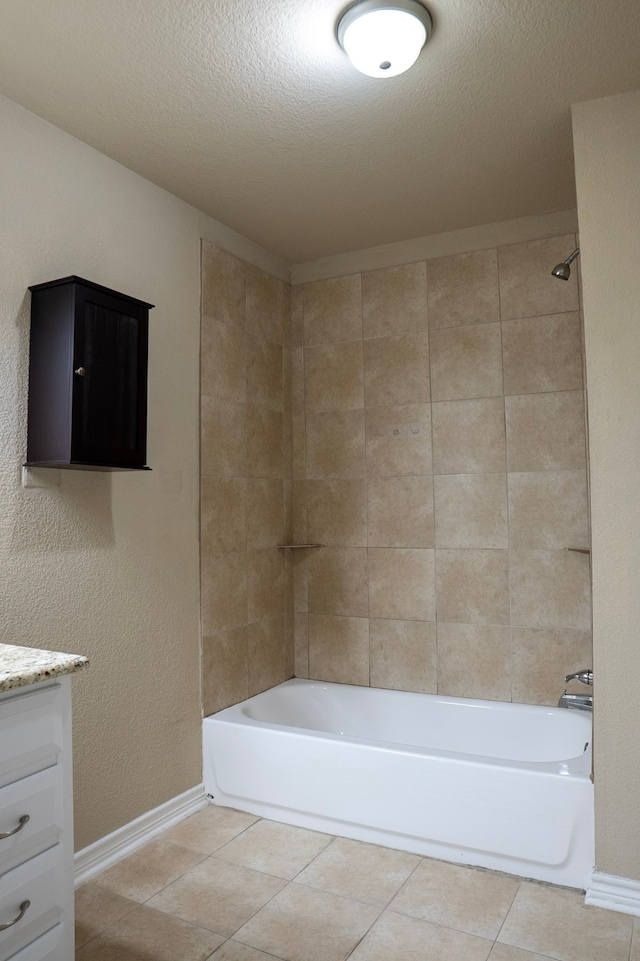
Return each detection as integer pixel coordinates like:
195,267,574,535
558,669,593,711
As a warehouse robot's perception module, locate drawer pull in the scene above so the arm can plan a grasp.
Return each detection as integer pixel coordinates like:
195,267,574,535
0,815,29,840
0,900,30,931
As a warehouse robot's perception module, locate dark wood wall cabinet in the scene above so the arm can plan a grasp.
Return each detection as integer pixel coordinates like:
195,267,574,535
25,276,153,471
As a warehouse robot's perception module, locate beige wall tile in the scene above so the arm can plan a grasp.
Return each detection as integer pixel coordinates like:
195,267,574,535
248,549,285,623
246,264,286,345
508,471,589,549
303,274,363,346
292,411,306,479
306,479,367,547
369,619,437,693
434,474,508,549
202,552,247,634
291,285,304,348
202,319,247,403
437,623,511,701
363,331,430,407
248,615,286,696
502,312,583,395
432,398,506,475
365,404,432,476
427,248,500,330
202,397,247,478
306,410,365,479
362,262,427,339
247,405,284,478
247,336,284,412
510,549,591,630
247,479,285,550
430,322,503,401
511,627,593,705
291,347,305,414
203,627,249,715
505,391,586,472
292,480,307,543
368,548,435,621
436,549,509,625
367,475,434,548
294,611,309,677
305,341,364,412
293,552,308,611
308,547,369,616
202,476,247,555
308,614,370,685
202,241,246,329
498,235,580,320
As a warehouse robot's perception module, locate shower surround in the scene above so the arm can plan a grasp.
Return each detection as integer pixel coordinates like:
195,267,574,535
200,232,592,713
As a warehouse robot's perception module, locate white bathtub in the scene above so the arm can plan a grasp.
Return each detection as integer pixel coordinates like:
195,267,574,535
203,679,594,888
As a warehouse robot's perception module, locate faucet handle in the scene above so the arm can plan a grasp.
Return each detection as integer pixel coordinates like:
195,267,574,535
565,669,593,685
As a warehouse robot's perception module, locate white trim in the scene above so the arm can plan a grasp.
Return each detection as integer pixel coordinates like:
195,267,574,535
74,784,208,887
585,871,640,917
290,208,579,284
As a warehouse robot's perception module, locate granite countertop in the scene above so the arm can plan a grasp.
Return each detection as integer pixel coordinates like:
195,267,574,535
0,642,88,693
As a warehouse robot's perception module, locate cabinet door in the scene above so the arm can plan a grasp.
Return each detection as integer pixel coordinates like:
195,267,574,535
71,287,148,468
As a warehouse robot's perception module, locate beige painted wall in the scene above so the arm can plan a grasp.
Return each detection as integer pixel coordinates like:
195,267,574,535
291,237,592,703
0,94,286,850
573,88,640,880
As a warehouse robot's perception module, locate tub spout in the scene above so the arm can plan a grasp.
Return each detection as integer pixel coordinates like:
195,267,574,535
558,691,593,711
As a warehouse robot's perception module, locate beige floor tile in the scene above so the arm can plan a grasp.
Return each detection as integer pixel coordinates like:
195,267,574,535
390,859,519,939
147,856,286,937
497,882,633,961
349,909,493,961
488,944,551,961
95,839,207,903
631,919,640,961
214,819,332,880
210,941,284,960
75,880,137,947
296,836,419,907
234,882,381,961
75,904,225,961
163,807,259,855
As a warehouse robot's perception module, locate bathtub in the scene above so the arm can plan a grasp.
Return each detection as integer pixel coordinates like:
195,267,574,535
203,679,594,888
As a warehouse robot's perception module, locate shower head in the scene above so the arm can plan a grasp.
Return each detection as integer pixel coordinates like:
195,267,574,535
551,247,580,281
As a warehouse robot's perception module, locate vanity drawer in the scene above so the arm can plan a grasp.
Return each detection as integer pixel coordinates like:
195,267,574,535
5,924,64,961
0,768,63,875
0,688,62,789
0,847,63,961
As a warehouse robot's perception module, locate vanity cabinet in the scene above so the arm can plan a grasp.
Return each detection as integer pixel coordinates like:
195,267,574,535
0,679,75,961
26,276,153,471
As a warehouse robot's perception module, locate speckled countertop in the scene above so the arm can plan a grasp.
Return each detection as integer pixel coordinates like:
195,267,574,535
0,642,88,693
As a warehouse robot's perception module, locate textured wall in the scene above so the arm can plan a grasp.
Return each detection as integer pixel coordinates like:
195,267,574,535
573,88,640,880
0,95,286,850
200,242,294,715
291,235,592,704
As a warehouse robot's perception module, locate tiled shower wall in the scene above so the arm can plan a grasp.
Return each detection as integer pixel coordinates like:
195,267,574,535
200,241,294,715
291,234,592,705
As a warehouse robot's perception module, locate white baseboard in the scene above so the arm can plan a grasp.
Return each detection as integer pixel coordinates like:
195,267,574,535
585,871,640,917
74,783,208,887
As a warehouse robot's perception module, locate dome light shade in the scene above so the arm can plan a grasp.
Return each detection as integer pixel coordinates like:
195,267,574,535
337,0,432,79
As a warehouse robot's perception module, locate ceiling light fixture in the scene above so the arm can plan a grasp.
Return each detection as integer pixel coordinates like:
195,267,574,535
337,0,433,79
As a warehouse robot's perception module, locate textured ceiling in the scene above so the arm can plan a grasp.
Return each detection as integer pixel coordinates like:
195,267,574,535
0,0,638,262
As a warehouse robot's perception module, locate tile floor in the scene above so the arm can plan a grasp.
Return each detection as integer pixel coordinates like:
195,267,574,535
75,805,639,961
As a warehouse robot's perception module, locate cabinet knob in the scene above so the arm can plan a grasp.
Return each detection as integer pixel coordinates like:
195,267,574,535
0,900,30,931
0,814,29,840
74,366,86,377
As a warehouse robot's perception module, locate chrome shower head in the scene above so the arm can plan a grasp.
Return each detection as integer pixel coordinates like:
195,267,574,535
551,247,580,281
